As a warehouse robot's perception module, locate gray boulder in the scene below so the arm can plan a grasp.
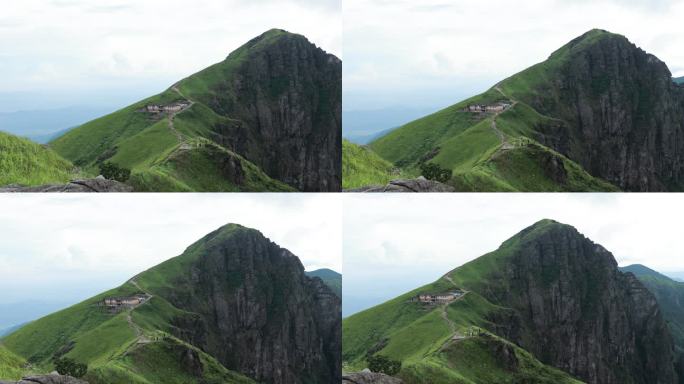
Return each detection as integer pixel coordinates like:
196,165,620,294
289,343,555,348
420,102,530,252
0,179,133,192
0,374,88,384
342,372,403,384
346,177,455,192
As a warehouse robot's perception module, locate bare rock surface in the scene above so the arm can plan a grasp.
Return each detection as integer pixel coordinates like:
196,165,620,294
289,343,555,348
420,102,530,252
0,375,88,384
0,179,133,192
346,177,455,192
342,372,403,384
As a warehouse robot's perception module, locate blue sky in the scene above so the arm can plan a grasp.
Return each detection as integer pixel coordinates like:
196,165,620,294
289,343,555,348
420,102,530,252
344,0,684,112
0,0,341,113
343,194,684,317
0,194,342,308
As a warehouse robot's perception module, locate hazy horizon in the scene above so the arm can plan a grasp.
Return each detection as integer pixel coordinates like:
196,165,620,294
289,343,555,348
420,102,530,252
343,194,684,317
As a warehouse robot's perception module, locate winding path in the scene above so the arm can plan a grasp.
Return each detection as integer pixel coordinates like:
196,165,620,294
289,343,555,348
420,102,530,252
491,85,517,151
124,279,154,345
165,85,195,148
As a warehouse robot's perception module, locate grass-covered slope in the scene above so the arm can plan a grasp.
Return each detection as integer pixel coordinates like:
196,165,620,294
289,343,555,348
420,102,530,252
343,221,584,383
342,139,412,189
1,227,261,383
674,76,684,85
347,31,634,191
621,264,684,354
0,345,27,380
51,29,339,192
0,131,77,186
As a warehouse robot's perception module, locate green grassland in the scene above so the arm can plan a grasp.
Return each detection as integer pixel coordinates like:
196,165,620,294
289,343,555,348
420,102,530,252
1,225,258,383
343,220,584,383
0,131,80,186
343,30,623,191
0,345,28,380
342,139,413,189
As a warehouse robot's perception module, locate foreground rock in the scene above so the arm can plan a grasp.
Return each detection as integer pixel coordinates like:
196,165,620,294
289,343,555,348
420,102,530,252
0,178,133,192
342,372,402,384
0,375,88,384
346,177,455,192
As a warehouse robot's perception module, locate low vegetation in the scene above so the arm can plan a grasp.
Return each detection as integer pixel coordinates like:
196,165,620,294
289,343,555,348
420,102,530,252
0,131,77,186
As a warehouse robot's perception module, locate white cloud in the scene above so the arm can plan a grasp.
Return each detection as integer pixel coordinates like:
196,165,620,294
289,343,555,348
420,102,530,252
0,0,340,105
344,0,684,110
343,194,684,315
0,194,341,304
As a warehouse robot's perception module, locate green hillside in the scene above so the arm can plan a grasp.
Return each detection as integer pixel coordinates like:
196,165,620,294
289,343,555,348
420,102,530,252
342,139,412,189
674,76,684,85
621,264,684,353
343,220,584,383
306,268,342,297
0,345,27,380
347,30,648,191
0,131,78,186
50,29,340,192
1,226,263,383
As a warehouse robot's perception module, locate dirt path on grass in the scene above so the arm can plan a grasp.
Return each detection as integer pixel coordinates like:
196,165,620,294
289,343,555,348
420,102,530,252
491,85,516,151
126,279,154,344
166,85,195,149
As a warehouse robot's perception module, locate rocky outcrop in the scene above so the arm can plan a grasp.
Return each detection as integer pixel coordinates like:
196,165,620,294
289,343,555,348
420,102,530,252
0,375,88,384
0,177,133,192
346,177,455,192
478,220,677,384
143,224,341,384
523,29,684,191
342,372,403,384
196,29,341,192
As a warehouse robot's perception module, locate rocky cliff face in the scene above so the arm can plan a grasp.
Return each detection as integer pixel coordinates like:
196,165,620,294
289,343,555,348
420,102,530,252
481,221,677,383
523,30,684,191
0,375,88,384
143,225,341,384
190,30,341,192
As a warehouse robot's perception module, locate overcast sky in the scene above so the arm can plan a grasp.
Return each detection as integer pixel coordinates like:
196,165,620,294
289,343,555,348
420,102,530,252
343,194,684,316
0,0,340,112
344,0,684,111
0,194,341,306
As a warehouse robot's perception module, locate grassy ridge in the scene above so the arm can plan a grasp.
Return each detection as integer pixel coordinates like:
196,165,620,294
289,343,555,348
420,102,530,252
0,131,76,186
1,226,258,384
342,30,624,191
343,220,584,383
49,30,310,191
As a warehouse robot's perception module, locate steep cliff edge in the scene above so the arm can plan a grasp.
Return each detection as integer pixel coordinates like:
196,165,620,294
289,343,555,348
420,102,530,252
3,224,340,384
51,29,341,192
135,224,342,384
447,220,676,383
343,220,678,384
501,29,684,191
362,29,684,191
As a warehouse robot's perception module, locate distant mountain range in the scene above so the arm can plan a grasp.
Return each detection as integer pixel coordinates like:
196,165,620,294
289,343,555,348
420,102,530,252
0,106,110,144
343,220,680,383
342,107,434,144
344,29,684,192
0,29,341,192
306,268,342,297
0,224,341,384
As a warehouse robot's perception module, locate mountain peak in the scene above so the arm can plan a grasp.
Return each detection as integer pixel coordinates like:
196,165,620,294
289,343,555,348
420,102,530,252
549,28,629,60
